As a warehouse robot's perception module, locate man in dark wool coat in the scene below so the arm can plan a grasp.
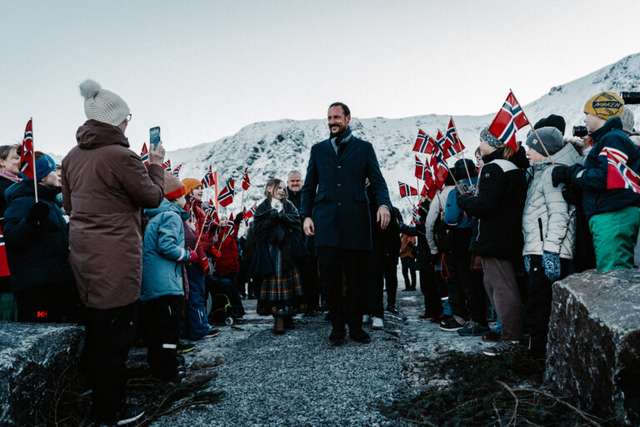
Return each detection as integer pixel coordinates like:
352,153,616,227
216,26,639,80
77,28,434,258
300,102,391,346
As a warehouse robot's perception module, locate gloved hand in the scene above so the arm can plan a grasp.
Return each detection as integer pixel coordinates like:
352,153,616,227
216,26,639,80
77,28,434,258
27,202,50,225
199,257,210,274
542,251,561,282
551,165,570,188
187,249,199,263
209,246,222,258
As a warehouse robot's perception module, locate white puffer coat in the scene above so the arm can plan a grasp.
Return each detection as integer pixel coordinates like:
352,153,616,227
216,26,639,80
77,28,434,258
522,143,583,259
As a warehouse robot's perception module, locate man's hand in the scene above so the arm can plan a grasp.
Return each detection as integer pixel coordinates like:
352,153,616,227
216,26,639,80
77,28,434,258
377,205,391,230
303,217,315,236
149,143,166,165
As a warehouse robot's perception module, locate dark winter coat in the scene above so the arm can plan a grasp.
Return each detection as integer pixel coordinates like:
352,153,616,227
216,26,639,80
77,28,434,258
570,117,640,218
458,148,528,260
4,182,74,292
0,173,20,217
62,119,165,309
368,186,401,259
248,199,304,278
300,129,391,251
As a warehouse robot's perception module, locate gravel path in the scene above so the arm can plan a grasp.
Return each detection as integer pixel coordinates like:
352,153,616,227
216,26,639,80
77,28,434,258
153,289,485,426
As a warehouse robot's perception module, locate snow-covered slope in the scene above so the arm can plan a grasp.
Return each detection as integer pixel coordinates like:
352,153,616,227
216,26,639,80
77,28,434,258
168,53,640,216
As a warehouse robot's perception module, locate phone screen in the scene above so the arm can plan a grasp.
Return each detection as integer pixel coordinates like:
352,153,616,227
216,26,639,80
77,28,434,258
149,127,161,149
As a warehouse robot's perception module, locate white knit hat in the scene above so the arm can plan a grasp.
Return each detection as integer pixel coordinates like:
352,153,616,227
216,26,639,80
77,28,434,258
79,79,130,126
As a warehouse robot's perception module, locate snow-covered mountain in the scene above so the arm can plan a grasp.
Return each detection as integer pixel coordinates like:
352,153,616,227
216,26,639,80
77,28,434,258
168,53,640,216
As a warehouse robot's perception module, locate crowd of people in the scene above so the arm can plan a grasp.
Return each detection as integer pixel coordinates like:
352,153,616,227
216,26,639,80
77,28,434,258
0,80,638,425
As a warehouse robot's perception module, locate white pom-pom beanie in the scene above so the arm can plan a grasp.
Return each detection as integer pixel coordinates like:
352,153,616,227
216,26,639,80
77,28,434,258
79,79,130,126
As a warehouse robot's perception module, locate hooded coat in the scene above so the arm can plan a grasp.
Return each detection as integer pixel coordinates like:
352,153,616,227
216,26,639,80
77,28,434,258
522,144,583,258
62,120,164,309
141,199,190,301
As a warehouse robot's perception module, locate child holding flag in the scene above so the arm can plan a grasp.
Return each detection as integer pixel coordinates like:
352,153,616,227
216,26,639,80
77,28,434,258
4,153,76,322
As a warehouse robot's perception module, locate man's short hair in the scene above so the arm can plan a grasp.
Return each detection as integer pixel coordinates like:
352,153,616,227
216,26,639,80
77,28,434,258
329,102,351,117
287,170,302,180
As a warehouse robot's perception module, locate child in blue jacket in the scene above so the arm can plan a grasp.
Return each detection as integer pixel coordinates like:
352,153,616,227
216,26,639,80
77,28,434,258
141,173,197,382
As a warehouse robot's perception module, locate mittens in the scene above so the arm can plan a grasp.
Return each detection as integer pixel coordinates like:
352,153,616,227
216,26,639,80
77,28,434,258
542,251,561,282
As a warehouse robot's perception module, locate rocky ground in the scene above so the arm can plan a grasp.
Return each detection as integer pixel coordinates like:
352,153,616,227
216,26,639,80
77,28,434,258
151,290,491,427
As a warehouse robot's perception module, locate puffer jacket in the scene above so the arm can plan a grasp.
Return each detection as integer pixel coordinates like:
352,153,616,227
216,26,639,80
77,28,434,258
425,185,455,254
522,143,583,259
62,120,164,309
141,199,190,301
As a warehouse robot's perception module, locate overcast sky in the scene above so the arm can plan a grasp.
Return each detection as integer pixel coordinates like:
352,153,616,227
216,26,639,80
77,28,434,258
1,0,639,155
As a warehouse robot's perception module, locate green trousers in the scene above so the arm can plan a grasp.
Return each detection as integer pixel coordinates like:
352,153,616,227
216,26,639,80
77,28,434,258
589,206,640,272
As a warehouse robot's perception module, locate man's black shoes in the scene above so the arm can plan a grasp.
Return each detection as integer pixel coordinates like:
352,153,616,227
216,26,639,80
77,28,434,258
349,329,371,344
329,329,346,346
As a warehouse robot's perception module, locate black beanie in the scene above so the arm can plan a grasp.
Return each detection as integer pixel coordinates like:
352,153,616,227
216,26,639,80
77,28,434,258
534,114,566,136
453,158,478,180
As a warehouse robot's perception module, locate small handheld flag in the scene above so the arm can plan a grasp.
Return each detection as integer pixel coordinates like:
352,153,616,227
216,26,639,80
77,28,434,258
242,169,251,191
488,90,529,151
398,181,419,198
218,178,235,207
140,143,149,166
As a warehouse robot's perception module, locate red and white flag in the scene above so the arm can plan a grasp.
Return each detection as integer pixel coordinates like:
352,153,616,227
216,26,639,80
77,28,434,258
241,169,251,191
161,159,172,172
413,129,439,155
172,163,182,178
218,178,235,207
398,181,419,198
488,90,529,151
415,155,426,180
140,143,149,166
201,166,216,188
20,119,35,180
600,147,640,194
443,117,465,159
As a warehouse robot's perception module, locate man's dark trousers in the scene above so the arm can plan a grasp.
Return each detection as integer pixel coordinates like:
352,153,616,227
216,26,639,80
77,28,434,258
317,247,369,334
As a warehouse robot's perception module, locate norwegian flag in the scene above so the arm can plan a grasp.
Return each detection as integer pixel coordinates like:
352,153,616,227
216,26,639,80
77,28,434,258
429,153,450,187
420,169,439,200
600,147,640,193
444,117,465,159
243,203,257,224
435,129,446,150
201,166,216,188
0,226,11,277
20,119,35,180
172,163,182,178
218,178,235,207
241,169,251,191
398,181,419,198
488,90,530,151
415,155,426,180
161,159,172,172
203,205,218,231
140,143,150,166
413,129,439,155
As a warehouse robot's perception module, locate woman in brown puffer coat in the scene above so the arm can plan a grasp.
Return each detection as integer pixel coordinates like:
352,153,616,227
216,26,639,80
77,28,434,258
61,79,165,425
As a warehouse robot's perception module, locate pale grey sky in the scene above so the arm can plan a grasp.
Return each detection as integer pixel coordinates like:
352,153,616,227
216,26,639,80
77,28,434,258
1,0,639,155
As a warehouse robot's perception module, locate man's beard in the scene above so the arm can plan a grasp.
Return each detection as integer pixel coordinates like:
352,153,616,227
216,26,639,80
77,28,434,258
329,124,346,137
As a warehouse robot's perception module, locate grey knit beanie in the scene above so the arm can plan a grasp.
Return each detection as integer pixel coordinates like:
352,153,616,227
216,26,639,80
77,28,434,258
79,79,130,126
479,127,503,148
525,126,565,156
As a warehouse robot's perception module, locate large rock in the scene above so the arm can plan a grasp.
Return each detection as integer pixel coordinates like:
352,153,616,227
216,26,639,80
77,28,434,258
545,269,640,425
0,322,84,426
